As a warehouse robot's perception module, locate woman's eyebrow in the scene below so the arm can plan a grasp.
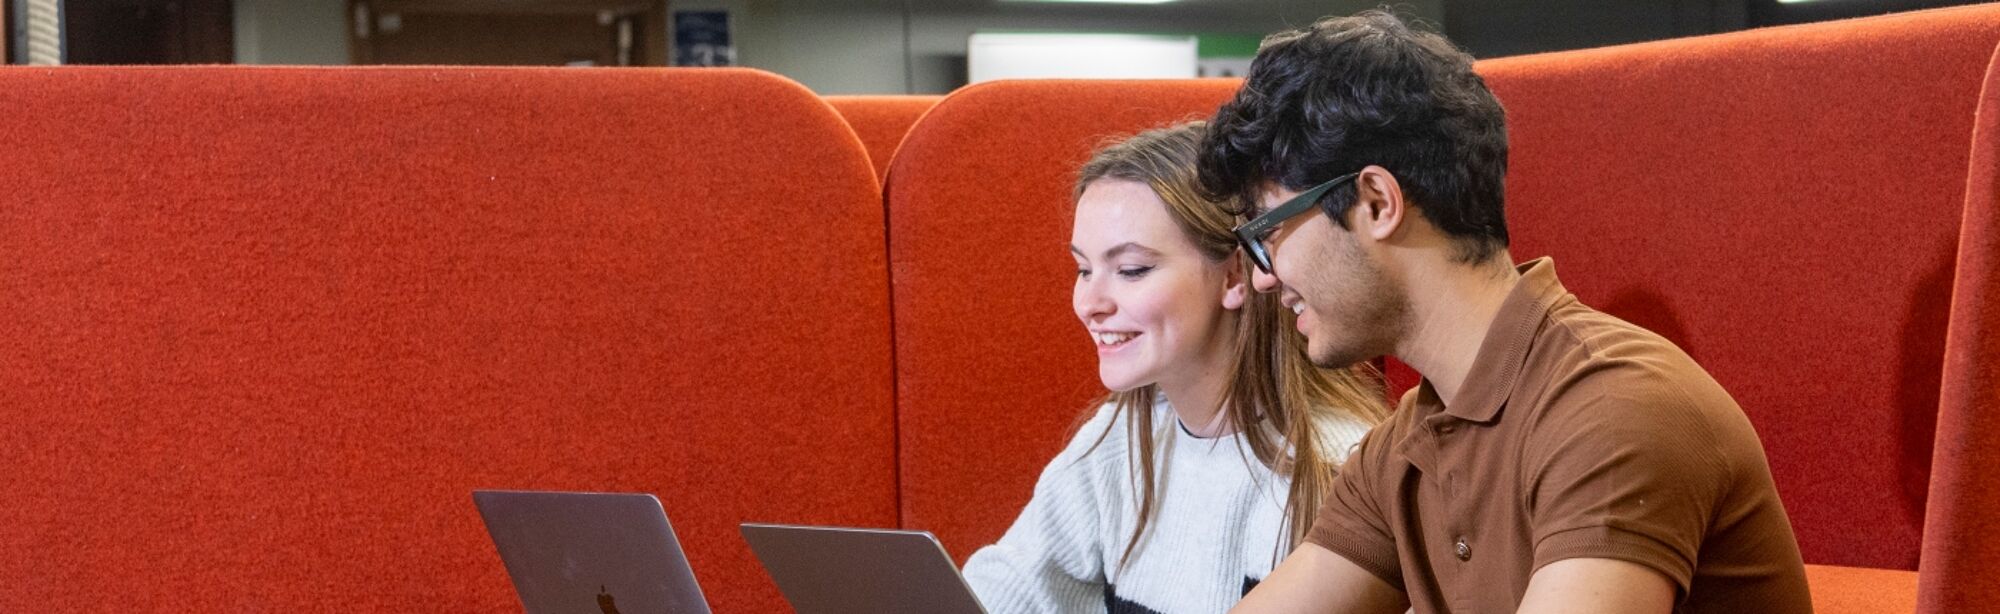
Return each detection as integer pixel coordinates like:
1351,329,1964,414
1070,242,1163,260
1104,242,1162,259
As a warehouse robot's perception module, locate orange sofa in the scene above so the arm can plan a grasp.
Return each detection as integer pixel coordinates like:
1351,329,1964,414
0,67,894,612
1923,33,2000,612
3,4,1999,613
826,95,943,183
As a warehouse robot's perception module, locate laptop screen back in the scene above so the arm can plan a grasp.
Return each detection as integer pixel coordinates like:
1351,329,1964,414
740,523,986,614
475,490,711,614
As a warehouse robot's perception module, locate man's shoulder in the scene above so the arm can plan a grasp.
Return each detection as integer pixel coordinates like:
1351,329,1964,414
1530,300,1740,418
1538,298,1696,371
1520,300,1764,468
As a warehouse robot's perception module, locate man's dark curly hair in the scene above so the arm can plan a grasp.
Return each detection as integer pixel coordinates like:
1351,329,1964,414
1198,10,1510,264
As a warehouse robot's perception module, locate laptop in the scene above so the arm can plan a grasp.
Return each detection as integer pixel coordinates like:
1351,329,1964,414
474,490,712,614
740,523,988,614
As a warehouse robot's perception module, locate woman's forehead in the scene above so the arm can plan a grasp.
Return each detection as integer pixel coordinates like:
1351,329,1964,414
1073,181,1193,256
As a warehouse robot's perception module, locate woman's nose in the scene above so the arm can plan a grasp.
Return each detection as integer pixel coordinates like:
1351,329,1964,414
1075,279,1113,319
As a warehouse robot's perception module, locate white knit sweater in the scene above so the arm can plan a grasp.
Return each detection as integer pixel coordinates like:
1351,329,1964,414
962,396,1374,614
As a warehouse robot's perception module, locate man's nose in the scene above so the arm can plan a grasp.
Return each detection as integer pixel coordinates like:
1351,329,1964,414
1251,266,1280,293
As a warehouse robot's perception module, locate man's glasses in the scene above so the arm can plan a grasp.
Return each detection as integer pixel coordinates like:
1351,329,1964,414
1231,171,1360,274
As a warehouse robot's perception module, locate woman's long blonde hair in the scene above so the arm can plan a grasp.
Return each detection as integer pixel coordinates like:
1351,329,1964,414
1073,121,1390,567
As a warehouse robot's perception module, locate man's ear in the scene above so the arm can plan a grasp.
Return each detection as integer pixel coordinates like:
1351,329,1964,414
1221,251,1250,311
1350,165,1408,242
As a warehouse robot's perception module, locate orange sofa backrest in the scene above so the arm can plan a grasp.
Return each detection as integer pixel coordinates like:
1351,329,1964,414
827,95,944,182
0,66,895,612
1479,4,2000,570
886,79,1241,558
1920,40,2000,613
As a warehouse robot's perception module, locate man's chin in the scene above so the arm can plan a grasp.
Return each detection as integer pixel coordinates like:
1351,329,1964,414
1306,342,1372,370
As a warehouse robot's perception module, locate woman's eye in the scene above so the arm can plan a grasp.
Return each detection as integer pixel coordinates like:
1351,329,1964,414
1117,266,1154,279
1076,268,1091,280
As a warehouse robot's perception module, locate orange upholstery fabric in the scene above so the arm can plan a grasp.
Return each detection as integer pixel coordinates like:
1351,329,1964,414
1478,4,2000,570
826,95,943,182
1807,565,1919,614
1918,41,2000,614
887,79,1240,558
0,66,894,612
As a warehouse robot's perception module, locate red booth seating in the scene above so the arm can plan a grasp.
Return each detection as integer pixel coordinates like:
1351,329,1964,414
0,66,894,612
1480,3,2000,574
1920,41,2000,613
886,79,1241,558
9,6,2000,612
885,5,2000,613
826,95,943,182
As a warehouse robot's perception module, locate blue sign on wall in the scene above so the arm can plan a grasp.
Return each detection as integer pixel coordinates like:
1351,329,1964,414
673,10,734,67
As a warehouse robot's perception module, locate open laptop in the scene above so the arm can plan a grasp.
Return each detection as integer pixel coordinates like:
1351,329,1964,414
474,490,711,614
740,523,988,614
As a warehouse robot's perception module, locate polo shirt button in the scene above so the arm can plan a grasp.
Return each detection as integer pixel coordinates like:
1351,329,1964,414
1454,537,1471,561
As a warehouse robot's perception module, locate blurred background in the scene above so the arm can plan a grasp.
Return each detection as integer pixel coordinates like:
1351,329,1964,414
4,0,1989,94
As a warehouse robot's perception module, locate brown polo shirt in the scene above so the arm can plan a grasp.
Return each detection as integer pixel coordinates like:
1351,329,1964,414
1306,258,1810,613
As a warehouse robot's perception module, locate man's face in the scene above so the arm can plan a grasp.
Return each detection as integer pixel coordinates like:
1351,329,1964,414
1250,183,1406,368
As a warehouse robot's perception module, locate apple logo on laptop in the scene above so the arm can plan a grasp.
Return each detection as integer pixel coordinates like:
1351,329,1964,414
597,585,621,614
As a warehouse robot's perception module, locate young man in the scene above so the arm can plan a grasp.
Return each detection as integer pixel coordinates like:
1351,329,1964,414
1196,11,1812,614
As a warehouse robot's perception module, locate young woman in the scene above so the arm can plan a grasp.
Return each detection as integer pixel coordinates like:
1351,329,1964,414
961,122,1390,613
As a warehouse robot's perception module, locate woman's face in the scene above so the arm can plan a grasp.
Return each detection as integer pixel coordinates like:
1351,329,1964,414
1070,179,1241,393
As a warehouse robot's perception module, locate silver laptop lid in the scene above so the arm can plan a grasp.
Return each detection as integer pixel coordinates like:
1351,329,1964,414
474,490,711,614
740,523,987,614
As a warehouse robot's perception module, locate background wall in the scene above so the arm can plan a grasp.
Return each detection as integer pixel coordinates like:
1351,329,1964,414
235,0,347,65
720,0,1444,94
1445,0,1747,58
231,0,1435,92
229,0,1957,94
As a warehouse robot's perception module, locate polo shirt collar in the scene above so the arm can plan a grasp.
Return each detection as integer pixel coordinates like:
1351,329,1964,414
1433,257,1566,424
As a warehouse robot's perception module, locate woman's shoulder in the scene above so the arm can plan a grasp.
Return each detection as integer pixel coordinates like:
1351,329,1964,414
1022,399,1146,502
1308,407,1379,463
1055,399,1137,460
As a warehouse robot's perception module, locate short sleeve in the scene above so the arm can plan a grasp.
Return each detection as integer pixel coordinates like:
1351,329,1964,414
1524,375,1730,594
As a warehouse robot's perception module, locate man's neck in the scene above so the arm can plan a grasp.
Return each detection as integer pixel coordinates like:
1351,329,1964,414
1395,255,1521,406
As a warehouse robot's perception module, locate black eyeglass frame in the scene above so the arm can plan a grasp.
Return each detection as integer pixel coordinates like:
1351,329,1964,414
1231,171,1361,274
